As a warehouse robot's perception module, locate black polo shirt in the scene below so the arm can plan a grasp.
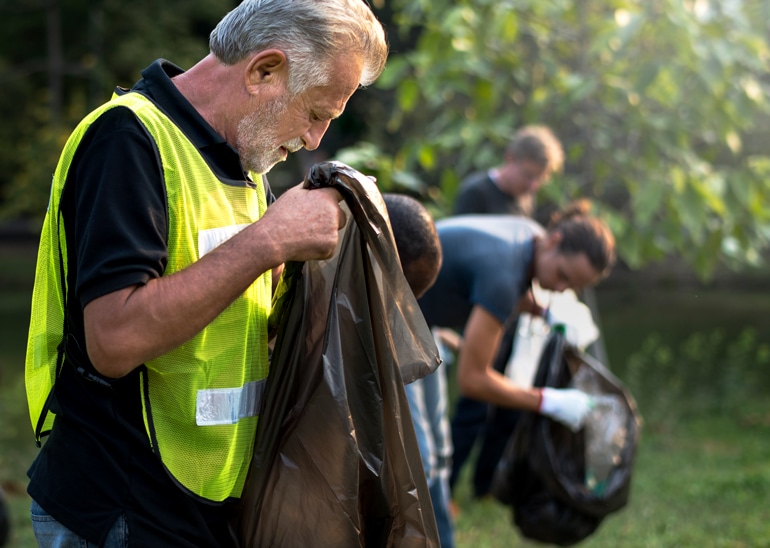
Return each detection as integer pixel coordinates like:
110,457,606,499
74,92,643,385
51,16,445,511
453,170,533,217
27,59,274,547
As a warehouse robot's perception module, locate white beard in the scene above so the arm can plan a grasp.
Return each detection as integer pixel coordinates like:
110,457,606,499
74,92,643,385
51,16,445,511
236,96,303,175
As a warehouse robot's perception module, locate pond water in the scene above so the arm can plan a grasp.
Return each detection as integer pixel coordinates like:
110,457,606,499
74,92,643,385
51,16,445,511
595,285,770,376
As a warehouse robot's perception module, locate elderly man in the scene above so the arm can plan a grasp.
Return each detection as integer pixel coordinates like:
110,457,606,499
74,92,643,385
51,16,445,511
24,1,387,546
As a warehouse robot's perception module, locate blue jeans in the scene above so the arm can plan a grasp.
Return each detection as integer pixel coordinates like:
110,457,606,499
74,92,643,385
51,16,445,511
31,499,129,548
406,355,454,547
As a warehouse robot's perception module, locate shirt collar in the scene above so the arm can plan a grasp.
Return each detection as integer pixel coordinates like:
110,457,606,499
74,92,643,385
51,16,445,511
122,59,252,185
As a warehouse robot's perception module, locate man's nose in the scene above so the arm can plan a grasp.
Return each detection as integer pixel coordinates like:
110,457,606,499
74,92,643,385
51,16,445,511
302,120,332,151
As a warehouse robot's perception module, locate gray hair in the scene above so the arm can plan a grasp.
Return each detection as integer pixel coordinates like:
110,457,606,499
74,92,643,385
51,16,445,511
209,0,388,95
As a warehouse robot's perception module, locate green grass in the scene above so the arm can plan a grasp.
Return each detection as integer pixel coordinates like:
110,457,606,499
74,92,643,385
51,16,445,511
452,416,770,547
2,244,769,547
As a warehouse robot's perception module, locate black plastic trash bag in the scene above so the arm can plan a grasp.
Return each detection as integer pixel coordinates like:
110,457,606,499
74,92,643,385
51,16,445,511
491,330,642,546
237,161,442,547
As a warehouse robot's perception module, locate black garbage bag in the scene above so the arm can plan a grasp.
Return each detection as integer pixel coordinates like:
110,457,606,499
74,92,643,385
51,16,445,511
237,161,441,547
491,330,642,546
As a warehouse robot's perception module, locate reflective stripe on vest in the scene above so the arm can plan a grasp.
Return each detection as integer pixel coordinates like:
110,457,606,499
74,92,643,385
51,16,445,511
196,379,268,426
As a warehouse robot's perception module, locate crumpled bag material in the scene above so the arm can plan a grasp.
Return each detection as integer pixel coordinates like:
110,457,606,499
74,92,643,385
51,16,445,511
491,330,642,546
545,289,600,350
237,161,441,547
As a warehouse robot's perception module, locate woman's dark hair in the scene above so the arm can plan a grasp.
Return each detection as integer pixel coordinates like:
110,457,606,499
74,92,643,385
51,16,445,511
548,199,616,277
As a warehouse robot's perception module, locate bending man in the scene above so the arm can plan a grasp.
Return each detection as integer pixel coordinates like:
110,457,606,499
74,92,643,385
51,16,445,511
24,2,388,546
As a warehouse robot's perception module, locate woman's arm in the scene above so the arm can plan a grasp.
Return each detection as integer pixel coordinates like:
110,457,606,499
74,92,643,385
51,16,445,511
455,305,542,411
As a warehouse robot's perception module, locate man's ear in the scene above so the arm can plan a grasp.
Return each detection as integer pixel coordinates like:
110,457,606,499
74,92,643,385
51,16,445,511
245,49,289,93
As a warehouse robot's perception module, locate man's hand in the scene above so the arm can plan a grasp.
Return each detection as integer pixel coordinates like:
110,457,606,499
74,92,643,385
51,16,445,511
259,183,346,265
538,387,593,432
433,327,462,354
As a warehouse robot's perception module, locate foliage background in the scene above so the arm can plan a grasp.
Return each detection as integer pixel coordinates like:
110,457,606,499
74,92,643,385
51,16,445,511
351,0,770,279
2,0,769,281
0,0,235,220
1,2,770,545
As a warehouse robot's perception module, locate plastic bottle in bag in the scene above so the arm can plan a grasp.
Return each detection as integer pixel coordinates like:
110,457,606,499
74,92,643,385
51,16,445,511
583,394,627,496
570,367,629,496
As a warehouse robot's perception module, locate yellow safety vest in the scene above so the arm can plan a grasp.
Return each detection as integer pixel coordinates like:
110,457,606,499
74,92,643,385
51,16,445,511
25,92,270,502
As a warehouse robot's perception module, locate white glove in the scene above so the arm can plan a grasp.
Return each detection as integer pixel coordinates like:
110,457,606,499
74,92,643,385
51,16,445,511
545,292,599,349
538,387,593,432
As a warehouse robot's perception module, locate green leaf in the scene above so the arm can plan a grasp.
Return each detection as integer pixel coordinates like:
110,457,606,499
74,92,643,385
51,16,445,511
631,180,663,226
396,79,420,112
417,144,436,170
377,57,410,89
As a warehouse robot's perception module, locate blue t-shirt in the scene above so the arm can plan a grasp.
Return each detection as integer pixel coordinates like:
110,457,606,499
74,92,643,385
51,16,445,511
418,215,544,332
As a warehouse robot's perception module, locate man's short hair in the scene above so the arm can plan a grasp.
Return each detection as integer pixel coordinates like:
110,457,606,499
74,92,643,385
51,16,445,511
209,0,388,94
383,193,442,299
505,125,564,174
